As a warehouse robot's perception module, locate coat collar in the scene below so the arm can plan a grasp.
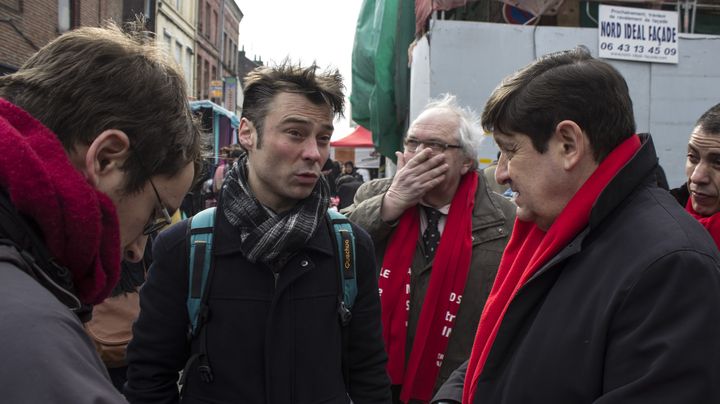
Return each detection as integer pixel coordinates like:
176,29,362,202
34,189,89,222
590,133,657,229
471,172,511,232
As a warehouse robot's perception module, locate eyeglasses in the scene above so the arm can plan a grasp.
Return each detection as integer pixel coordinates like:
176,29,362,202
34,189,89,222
403,138,463,153
143,177,172,236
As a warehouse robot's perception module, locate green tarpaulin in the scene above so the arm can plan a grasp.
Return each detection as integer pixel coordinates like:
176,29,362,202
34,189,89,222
350,0,415,163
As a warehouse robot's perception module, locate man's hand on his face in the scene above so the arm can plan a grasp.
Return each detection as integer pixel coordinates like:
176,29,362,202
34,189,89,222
381,148,448,222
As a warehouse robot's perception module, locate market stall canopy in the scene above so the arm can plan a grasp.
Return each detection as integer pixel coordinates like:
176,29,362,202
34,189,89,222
190,100,240,159
190,100,240,129
330,125,375,148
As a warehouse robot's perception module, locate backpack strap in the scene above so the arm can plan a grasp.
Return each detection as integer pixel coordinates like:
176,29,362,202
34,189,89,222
179,207,217,389
327,209,357,324
187,207,216,335
326,209,357,391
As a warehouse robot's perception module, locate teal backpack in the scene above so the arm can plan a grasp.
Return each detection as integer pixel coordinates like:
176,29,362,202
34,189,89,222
180,207,357,386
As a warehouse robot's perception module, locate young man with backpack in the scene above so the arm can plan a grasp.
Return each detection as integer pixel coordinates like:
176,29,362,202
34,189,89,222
126,62,392,404
0,22,201,403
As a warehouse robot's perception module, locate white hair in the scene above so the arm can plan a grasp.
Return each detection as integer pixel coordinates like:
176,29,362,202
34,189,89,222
418,93,482,169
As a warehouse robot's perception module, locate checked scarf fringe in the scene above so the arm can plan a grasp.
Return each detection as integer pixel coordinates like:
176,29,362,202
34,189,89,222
221,153,330,267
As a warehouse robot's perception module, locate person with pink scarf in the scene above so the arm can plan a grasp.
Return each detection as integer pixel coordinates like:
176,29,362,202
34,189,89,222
0,22,202,402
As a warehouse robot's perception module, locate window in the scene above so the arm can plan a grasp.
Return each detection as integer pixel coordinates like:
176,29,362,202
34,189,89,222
1,0,21,12
144,0,152,18
223,33,227,64
185,47,193,91
212,11,218,44
163,31,172,55
175,41,182,65
211,65,217,100
196,57,204,99
205,4,210,37
204,60,210,98
198,1,204,33
58,0,71,33
231,43,237,71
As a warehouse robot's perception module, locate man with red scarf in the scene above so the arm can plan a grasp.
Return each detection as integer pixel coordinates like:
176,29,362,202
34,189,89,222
672,103,720,248
0,23,201,402
347,94,516,403
431,47,720,404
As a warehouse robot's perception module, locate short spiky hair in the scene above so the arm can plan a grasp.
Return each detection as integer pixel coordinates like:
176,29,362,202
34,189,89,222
241,61,345,145
696,103,720,135
0,20,203,193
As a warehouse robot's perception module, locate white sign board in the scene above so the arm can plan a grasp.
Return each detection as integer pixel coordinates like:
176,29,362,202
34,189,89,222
598,5,679,64
354,148,380,169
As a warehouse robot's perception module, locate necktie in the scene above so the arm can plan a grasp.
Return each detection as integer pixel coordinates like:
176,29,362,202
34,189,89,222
422,207,442,261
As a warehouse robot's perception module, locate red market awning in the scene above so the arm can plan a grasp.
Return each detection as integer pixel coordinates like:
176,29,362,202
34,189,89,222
330,125,375,148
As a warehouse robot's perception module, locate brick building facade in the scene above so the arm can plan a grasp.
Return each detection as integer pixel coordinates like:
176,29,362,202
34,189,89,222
220,0,240,111
194,0,241,111
156,0,195,95
0,0,123,74
194,0,219,101
1,0,246,113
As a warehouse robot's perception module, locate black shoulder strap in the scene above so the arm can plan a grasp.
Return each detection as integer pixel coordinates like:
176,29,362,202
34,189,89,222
0,191,81,311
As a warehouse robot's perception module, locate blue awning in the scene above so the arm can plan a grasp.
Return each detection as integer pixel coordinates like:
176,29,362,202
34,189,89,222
190,100,240,129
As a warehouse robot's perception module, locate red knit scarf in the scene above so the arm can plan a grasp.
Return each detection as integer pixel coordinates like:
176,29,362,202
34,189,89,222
462,135,641,404
380,171,478,403
0,99,120,305
685,199,720,248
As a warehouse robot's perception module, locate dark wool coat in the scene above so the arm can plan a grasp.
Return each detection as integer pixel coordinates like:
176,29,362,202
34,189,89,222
434,134,720,403
125,204,391,404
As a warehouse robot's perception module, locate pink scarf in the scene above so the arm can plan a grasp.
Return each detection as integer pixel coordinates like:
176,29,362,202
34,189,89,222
0,98,120,305
463,135,641,403
380,171,478,403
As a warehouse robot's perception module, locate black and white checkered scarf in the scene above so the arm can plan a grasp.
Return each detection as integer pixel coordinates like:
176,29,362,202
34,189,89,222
221,153,329,268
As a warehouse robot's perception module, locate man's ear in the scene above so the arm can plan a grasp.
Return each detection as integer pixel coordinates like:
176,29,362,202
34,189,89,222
554,120,589,171
460,156,473,175
83,129,131,187
238,118,255,150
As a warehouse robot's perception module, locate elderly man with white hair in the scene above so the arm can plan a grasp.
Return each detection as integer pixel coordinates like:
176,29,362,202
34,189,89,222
346,94,515,404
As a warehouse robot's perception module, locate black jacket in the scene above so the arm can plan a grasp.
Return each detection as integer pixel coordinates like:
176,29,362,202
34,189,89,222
126,203,391,404
435,134,720,403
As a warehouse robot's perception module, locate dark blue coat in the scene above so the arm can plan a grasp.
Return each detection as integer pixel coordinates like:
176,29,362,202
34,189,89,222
125,205,391,404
